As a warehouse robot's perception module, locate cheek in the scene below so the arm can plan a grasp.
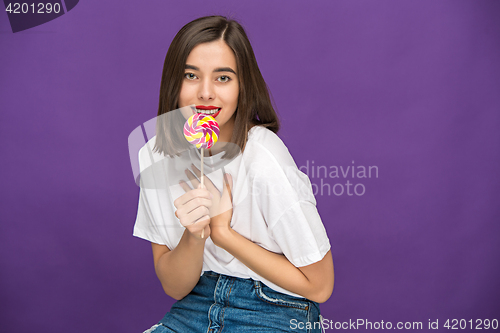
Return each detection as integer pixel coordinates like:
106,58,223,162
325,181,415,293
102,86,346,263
178,83,193,106
180,106,192,119
178,89,187,106
230,85,239,106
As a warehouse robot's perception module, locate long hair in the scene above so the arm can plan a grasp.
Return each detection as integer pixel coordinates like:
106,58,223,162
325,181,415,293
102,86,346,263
154,16,279,157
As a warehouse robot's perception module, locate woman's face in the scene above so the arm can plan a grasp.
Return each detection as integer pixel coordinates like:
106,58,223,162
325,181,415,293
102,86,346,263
179,40,239,143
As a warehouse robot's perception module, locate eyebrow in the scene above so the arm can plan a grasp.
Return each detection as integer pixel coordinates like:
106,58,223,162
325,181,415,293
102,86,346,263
185,64,236,74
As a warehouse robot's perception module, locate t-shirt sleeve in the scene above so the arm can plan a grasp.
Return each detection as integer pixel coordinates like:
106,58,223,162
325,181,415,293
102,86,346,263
268,201,331,267
132,139,178,248
251,140,331,267
133,187,168,246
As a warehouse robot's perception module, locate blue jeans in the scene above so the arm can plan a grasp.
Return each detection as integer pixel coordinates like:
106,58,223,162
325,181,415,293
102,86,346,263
143,271,324,332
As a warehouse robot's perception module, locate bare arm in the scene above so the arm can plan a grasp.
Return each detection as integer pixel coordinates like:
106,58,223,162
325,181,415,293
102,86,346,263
188,168,334,303
214,228,334,303
152,185,212,300
152,230,206,300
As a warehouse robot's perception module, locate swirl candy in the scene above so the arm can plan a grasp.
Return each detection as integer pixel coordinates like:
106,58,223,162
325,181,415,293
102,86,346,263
183,113,219,149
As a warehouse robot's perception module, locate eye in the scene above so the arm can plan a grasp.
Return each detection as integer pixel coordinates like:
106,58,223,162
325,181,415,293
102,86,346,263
217,75,231,83
184,73,197,80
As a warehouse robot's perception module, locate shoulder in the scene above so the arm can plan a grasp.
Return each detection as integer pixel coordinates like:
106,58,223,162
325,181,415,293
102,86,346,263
137,136,164,170
244,126,306,182
244,126,317,204
245,126,295,167
247,125,282,146
139,136,157,155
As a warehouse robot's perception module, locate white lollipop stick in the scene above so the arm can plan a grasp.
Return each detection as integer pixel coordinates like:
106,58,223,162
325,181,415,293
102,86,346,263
201,148,204,239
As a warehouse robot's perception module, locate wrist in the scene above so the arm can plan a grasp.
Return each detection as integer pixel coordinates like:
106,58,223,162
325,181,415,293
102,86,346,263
184,229,207,246
210,226,235,248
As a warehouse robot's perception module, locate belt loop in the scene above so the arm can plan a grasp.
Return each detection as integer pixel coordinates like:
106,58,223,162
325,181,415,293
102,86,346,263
319,314,325,333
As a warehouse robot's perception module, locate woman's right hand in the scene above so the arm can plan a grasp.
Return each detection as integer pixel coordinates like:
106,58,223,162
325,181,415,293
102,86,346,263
173,183,212,240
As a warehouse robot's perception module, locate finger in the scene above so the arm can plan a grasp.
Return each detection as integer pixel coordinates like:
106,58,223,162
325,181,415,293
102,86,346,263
180,197,212,215
191,164,218,194
193,213,210,225
179,206,210,227
196,215,211,226
173,188,211,208
190,163,201,176
179,180,192,193
185,168,200,189
186,215,210,234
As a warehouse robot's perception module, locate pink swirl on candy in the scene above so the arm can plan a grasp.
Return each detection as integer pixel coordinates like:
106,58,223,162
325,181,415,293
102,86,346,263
183,113,219,149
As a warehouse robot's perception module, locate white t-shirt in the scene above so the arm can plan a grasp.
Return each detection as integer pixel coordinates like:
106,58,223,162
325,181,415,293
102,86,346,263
133,125,331,297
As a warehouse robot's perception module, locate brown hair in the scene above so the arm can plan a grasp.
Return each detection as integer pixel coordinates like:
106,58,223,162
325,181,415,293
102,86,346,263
154,15,279,157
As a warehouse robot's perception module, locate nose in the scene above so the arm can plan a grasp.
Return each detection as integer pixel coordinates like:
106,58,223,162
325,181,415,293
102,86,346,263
198,78,215,101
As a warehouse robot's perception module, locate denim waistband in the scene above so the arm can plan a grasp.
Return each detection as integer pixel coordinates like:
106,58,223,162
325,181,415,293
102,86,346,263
202,270,252,280
157,270,323,332
202,270,316,306
202,270,271,290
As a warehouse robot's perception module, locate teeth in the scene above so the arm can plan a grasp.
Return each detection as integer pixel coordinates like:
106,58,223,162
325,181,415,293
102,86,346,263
196,108,219,115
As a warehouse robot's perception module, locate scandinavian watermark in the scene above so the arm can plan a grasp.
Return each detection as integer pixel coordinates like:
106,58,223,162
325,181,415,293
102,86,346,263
299,160,379,196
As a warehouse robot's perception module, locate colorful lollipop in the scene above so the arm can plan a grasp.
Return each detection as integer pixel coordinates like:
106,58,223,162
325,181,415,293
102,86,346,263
183,113,219,149
183,113,219,238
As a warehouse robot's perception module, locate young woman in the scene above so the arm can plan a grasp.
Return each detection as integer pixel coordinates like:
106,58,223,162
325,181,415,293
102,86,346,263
134,15,334,333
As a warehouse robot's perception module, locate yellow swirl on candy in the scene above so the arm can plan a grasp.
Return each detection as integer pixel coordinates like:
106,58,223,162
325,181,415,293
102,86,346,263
183,113,219,149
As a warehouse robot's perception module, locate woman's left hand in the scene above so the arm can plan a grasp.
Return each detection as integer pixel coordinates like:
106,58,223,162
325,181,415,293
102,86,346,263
183,165,233,246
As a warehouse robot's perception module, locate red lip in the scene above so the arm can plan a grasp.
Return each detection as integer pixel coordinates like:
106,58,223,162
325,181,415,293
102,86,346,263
212,109,221,118
193,105,222,119
195,105,220,110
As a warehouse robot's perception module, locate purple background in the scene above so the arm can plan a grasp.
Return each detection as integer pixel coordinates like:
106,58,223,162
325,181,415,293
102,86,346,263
1,0,499,332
